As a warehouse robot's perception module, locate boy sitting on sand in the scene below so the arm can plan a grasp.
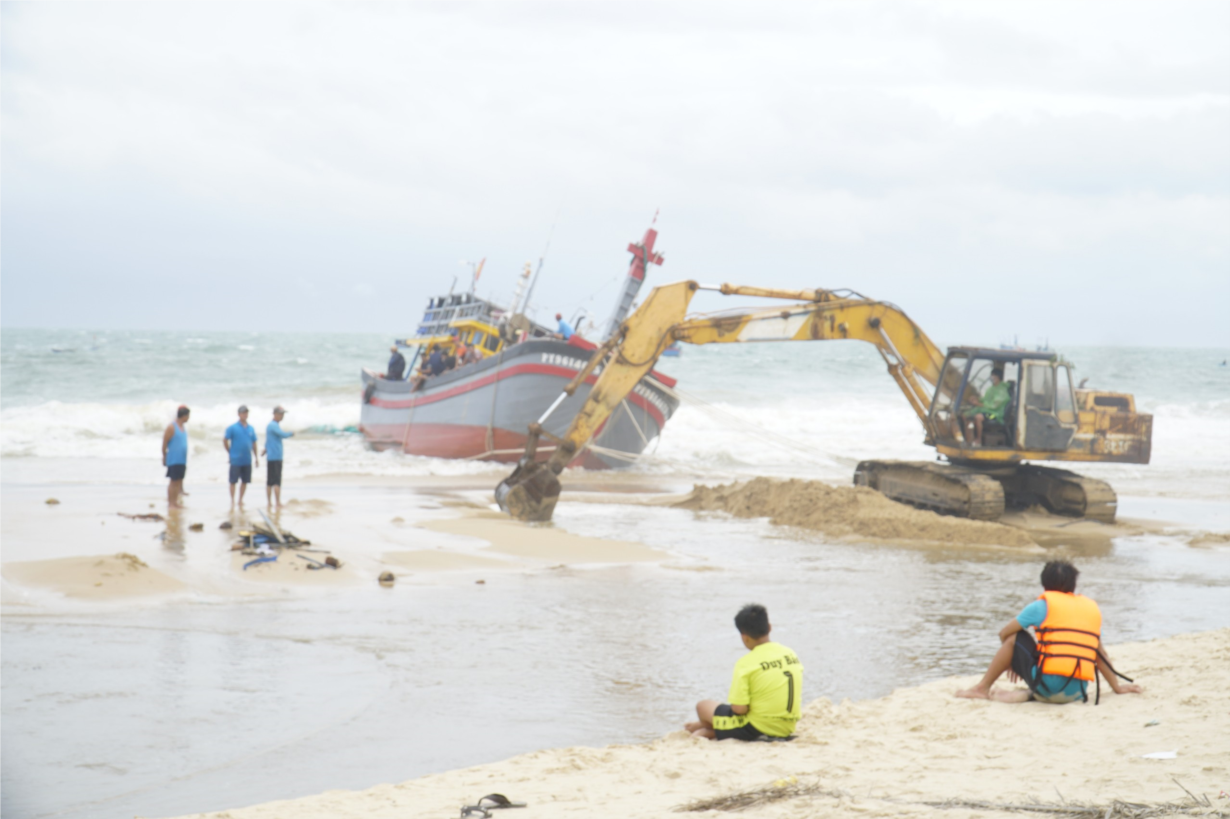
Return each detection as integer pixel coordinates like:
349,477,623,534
956,560,1143,704
686,604,803,740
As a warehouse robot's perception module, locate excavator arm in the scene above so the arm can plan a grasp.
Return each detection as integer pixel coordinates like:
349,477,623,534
495,280,946,521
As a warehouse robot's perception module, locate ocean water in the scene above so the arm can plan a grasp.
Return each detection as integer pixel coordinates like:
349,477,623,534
4,328,1228,496
3,329,1230,819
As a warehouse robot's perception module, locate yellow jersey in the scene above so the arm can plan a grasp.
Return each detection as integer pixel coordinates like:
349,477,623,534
726,641,803,737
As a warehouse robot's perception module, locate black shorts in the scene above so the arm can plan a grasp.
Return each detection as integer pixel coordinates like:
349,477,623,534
166,464,186,481
1011,630,1042,693
229,465,252,484
712,703,765,742
267,460,283,487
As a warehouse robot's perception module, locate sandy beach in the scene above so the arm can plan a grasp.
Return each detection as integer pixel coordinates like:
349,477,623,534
5,465,1228,819
159,627,1230,819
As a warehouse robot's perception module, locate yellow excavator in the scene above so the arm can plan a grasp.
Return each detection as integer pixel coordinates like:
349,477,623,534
494,281,1152,523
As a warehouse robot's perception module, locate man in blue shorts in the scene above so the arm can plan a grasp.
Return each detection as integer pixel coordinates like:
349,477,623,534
262,405,294,508
955,560,1143,704
685,604,803,741
161,405,190,507
223,405,259,508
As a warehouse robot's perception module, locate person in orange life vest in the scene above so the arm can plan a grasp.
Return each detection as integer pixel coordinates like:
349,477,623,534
955,560,1143,704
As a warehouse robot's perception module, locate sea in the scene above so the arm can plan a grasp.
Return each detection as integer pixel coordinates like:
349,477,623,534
3,328,1229,495
3,328,1229,819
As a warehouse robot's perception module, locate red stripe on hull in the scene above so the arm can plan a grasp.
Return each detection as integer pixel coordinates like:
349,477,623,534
369,362,666,429
360,423,611,470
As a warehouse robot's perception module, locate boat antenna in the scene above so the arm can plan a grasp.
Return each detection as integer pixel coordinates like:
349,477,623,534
522,207,561,314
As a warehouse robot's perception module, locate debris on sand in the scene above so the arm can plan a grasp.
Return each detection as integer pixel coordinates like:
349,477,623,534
113,552,149,570
378,571,396,587
45,498,61,505
674,478,1036,548
118,512,166,522
219,521,233,530
188,523,204,532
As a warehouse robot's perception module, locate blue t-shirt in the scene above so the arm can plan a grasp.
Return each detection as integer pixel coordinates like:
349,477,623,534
225,422,257,465
557,319,574,340
265,420,294,461
1017,599,1088,699
427,350,445,376
166,422,188,466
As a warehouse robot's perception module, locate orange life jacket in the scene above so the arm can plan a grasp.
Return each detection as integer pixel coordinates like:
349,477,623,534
1036,591,1101,683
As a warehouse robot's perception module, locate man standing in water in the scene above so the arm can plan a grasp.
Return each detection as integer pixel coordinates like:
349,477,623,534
686,604,803,741
161,405,190,507
955,560,1143,704
223,405,259,508
262,406,294,508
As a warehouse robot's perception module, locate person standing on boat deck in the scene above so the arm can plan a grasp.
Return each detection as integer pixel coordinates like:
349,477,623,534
223,405,259,508
427,344,446,376
162,405,190,507
386,346,406,380
262,406,294,508
555,313,574,340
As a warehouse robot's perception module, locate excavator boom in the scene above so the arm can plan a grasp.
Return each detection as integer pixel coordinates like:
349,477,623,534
495,279,1151,523
496,280,951,521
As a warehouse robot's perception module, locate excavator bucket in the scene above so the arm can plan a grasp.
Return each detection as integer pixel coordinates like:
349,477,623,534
495,462,561,522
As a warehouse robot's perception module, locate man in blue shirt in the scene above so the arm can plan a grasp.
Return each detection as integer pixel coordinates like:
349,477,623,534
555,313,574,340
223,405,259,508
955,560,1142,704
262,406,294,508
161,405,190,507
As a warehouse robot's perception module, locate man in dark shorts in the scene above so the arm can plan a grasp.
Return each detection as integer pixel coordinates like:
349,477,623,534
685,604,804,741
223,405,259,508
161,405,190,507
955,560,1143,704
387,346,406,380
262,405,294,507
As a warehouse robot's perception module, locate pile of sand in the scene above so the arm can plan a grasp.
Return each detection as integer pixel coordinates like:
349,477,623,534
2,552,185,599
674,478,1037,548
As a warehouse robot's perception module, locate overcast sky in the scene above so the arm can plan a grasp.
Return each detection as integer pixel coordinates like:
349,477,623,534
3,1,1228,347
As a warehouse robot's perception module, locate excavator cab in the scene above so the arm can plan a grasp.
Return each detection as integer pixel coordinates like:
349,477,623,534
927,348,1076,453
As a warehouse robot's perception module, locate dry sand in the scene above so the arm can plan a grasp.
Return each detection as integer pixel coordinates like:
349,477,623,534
161,628,1230,819
2,552,184,599
676,478,1039,549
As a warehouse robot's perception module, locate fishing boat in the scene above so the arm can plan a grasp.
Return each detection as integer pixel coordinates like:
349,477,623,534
359,221,680,469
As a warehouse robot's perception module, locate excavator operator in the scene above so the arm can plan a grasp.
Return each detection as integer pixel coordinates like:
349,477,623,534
961,366,1011,446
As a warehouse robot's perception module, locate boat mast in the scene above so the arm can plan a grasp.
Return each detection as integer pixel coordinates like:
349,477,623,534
602,213,665,341
508,262,533,315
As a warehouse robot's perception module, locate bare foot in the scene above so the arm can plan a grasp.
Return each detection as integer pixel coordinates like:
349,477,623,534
955,686,991,700
989,688,1033,703
684,721,702,733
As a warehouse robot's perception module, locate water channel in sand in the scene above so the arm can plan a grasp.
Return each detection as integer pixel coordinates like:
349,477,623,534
3,478,1229,819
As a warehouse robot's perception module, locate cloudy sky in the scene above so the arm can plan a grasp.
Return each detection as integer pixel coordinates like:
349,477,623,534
3,1,1228,346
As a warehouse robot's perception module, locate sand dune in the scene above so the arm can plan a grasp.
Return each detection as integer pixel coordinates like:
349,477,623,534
161,628,1229,819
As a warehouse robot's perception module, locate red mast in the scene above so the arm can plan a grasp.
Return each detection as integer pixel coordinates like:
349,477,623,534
602,212,665,340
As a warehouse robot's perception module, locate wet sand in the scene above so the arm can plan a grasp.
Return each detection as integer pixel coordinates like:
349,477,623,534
162,628,1230,819
4,470,1229,819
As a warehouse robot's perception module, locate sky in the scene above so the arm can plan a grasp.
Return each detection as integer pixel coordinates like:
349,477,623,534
2,1,1228,348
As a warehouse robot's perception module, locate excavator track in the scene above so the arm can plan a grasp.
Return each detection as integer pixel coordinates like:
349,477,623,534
854,460,1006,521
1000,465,1118,523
